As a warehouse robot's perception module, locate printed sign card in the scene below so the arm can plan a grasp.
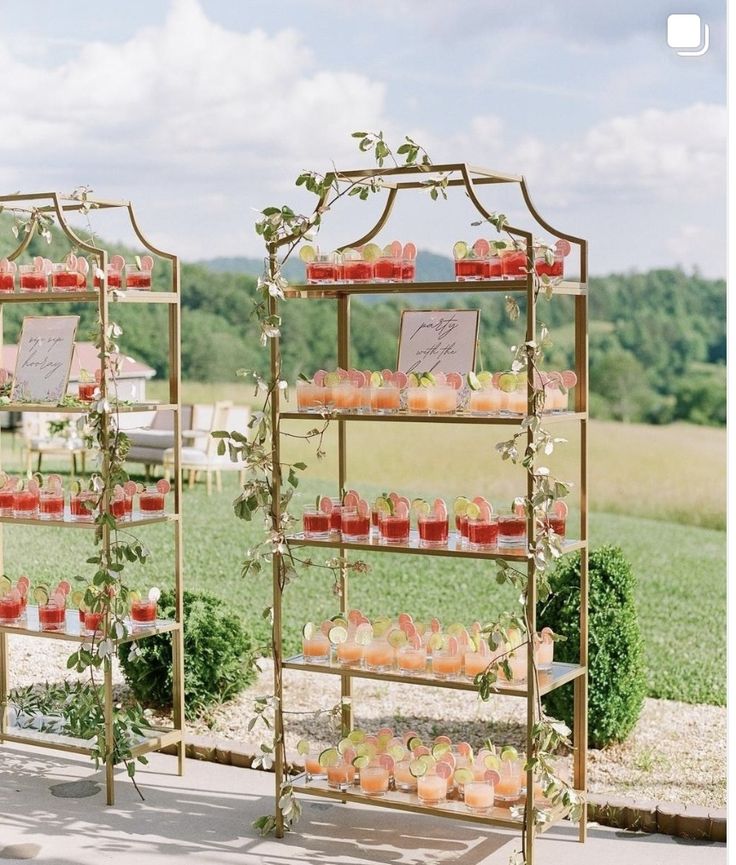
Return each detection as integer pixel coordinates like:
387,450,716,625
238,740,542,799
397,309,479,375
11,315,80,403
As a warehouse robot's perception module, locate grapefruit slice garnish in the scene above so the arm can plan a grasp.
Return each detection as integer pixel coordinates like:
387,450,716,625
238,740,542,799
348,369,366,388
395,501,409,518
403,242,417,260
390,240,402,258
485,769,501,786
430,616,442,633
446,372,463,390
553,500,569,518
561,370,578,388
110,254,125,271
57,580,71,596
433,498,448,519
473,238,490,257
313,369,327,386
357,498,370,517
27,479,40,494
319,496,333,514
393,371,408,389
140,255,154,272
343,491,359,508
435,761,452,780
555,239,572,256
512,497,526,516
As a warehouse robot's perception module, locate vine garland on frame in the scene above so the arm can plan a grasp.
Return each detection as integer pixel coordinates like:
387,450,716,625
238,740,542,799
215,133,583,860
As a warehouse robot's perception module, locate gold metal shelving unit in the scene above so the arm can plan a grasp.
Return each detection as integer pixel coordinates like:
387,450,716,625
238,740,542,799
0,192,185,805
271,164,588,863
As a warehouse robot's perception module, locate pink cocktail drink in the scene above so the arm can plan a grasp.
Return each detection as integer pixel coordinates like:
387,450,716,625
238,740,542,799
418,514,448,547
500,248,527,279
19,265,48,293
342,258,372,282
374,257,401,281
379,514,410,544
125,267,152,290
0,593,22,624
0,487,14,516
534,631,555,671
455,514,469,543
94,266,123,289
467,516,499,550
304,754,325,778
455,258,486,281
39,490,64,520
370,386,400,413
469,388,503,414
302,633,330,663
397,645,426,674
364,638,394,671
83,610,103,633
38,602,66,631
306,256,340,283
332,383,358,412
70,491,98,521
131,599,157,624
329,500,342,533
394,759,417,791
535,254,564,279
336,640,363,667
359,765,389,797
51,266,86,292
464,781,495,813
417,773,447,805
488,255,503,278
341,509,370,542
431,650,462,679
303,507,330,539
406,387,430,414
13,490,38,518
401,260,416,282
542,514,566,538
498,514,527,549
78,381,97,402
0,272,15,293
428,386,457,415
495,760,522,802
139,486,165,515
327,760,356,790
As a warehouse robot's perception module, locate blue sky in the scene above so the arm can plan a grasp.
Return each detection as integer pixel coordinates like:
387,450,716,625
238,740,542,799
0,0,726,275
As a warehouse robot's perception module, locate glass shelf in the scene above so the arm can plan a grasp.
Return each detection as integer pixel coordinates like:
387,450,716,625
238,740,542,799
283,657,585,697
0,290,178,305
0,402,177,414
284,279,587,299
0,512,177,529
0,723,182,759
280,409,586,425
0,607,179,644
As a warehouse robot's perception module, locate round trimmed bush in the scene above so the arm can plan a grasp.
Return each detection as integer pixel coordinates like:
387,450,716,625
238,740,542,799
538,546,646,748
119,590,254,718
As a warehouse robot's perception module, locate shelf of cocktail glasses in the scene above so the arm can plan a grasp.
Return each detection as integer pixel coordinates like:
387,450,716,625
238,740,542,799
0,512,178,529
287,533,586,562
283,279,587,299
0,402,178,414
0,609,179,643
289,773,577,832
0,290,178,305
282,657,585,697
0,724,182,759
281,410,586,425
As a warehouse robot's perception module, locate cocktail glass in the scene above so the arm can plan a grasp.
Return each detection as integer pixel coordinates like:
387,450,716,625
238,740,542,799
505,384,528,416
304,748,326,779
401,259,416,282
417,771,448,805
379,513,410,545
541,513,566,538
0,264,15,293
464,780,495,814
19,264,49,293
534,633,554,671
70,491,98,522
332,382,358,413
428,386,457,415
13,490,38,518
38,489,64,521
545,384,568,413
0,590,22,624
417,513,448,547
468,386,504,415
431,649,462,679
359,763,389,797
488,253,503,278
341,508,370,542
464,651,490,679
406,387,430,414
455,255,487,281
342,251,372,283
51,263,87,292
296,381,328,412
94,264,123,290
535,251,564,280
396,645,427,674
125,265,152,290
393,758,417,791
455,514,469,545
499,245,528,279
498,514,527,550
327,759,356,790
0,486,14,516
373,254,402,282
302,506,330,539
139,486,165,516
306,253,340,284
364,637,394,671
467,515,499,550
78,381,98,402
131,599,157,625
370,385,401,414
329,498,342,533
302,631,330,664
38,601,66,631
495,758,522,803
335,639,363,667
83,610,104,633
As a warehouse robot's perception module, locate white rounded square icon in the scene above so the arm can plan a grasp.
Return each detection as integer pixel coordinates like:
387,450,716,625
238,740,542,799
667,13,703,48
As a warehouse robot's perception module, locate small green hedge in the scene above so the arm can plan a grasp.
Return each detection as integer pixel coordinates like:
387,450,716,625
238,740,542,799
119,590,254,718
538,546,646,749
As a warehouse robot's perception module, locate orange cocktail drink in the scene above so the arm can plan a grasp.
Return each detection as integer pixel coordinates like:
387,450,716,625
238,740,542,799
431,650,462,679
364,638,394,671
302,633,330,663
370,385,401,413
393,759,417,791
417,773,447,805
359,765,389,797
327,760,356,790
464,781,495,813
406,387,430,413
396,645,426,674
336,640,363,667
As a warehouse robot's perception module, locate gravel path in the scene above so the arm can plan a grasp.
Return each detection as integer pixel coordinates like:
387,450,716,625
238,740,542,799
7,642,725,807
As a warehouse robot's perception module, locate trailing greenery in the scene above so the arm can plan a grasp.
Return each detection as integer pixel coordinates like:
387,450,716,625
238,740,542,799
538,546,647,748
118,590,255,718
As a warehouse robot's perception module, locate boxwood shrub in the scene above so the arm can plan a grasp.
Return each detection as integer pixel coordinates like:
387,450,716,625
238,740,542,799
119,590,254,718
538,545,646,749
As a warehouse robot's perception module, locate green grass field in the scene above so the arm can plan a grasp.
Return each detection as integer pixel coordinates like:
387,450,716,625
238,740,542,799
1,409,725,706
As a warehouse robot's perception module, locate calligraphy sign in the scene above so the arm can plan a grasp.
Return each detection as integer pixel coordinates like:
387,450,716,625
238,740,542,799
397,309,479,375
11,315,79,403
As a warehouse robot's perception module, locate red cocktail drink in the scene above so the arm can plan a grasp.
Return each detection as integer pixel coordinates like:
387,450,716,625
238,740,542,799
342,260,372,282
373,257,401,281
0,594,22,624
39,602,66,631
83,610,103,633
541,515,566,537
329,503,342,533
401,260,416,282
418,515,449,547
125,268,152,290
341,509,370,541
131,599,157,623
0,273,14,293
39,491,64,520
455,514,469,543
500,249,527,278
51,269,86,292
139,487,164,515
78,381,97,401
455,259,486,281
535,255,564,278
94,268,123,289
306,261,340,283
498,514,527,549
379,514,410,544
19,266,48,293
488,255,503,277
467,517,499,550
13,490,38,518
0,488,13,516
70,492,98,521
303,507,330,539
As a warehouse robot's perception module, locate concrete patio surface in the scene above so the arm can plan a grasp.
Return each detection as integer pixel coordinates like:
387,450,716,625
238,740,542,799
0,744,727,865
